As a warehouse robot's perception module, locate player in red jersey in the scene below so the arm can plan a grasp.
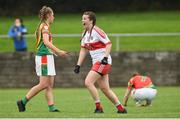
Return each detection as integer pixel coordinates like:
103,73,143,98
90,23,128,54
74,11,127,114
123,72,157,106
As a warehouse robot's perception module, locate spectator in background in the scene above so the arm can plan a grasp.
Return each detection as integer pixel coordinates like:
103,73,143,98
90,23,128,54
123,72,157,107
8,18,28,52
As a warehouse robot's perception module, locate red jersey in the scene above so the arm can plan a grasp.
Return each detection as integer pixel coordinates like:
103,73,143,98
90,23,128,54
127,75,153,90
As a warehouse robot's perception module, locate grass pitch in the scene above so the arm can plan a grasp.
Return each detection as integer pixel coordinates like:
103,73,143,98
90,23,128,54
0,87,179,118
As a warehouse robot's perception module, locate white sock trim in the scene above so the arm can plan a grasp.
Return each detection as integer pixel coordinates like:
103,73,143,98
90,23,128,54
95,100,101,103
115,101,121,106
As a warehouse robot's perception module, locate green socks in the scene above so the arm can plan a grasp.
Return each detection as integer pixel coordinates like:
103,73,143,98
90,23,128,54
22,97,58,112
48,105,56,111
22,97,28,105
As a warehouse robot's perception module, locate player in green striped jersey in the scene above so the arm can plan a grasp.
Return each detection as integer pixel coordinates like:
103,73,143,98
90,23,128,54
17,6,68,112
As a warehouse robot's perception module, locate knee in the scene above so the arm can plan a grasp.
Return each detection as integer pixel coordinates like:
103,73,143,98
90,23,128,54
48,83,54,89
85,80,92,88
38,83,49,89
46,86,53,91
43,82,54,91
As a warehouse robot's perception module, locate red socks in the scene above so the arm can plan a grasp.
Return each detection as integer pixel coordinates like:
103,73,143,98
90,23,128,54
95,102,124,112
116,104,124,111
95,102,102,109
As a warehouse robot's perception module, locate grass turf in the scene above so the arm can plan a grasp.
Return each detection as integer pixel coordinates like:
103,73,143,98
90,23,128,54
0,87,179,118
0,11,180,52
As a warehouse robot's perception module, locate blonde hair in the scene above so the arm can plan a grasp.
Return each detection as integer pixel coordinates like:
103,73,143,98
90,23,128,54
35,6,53,46
39,6,53,22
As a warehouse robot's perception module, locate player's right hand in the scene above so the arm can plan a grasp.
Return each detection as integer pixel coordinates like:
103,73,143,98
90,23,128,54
74,65,80,74
57,50,69,57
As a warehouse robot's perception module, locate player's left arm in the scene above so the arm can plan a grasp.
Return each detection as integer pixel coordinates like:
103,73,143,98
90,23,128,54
95,28,112,63
104,43,112,57
123,88,132,106
123,78,134,106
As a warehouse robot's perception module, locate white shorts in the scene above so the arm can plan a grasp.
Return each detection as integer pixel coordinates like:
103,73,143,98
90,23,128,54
35,55,56,76
131,88,157,102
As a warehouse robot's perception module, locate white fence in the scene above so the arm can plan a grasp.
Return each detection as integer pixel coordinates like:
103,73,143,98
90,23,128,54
1,32,180,51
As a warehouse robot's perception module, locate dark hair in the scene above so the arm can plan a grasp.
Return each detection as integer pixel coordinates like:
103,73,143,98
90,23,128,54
83,11,96,25
132,72,140,77
15,18,23,24
19,18,23,24
14,18,24,28
81,11,96,40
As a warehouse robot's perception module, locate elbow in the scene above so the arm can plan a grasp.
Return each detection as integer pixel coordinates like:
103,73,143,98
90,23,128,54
108,43,112,47
9,34,14,38
106,42,112,46
43,41,52,49
8,32,12,37
106,43,112,48
8,34,11,37
44,41,49,46
43,40,50,46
